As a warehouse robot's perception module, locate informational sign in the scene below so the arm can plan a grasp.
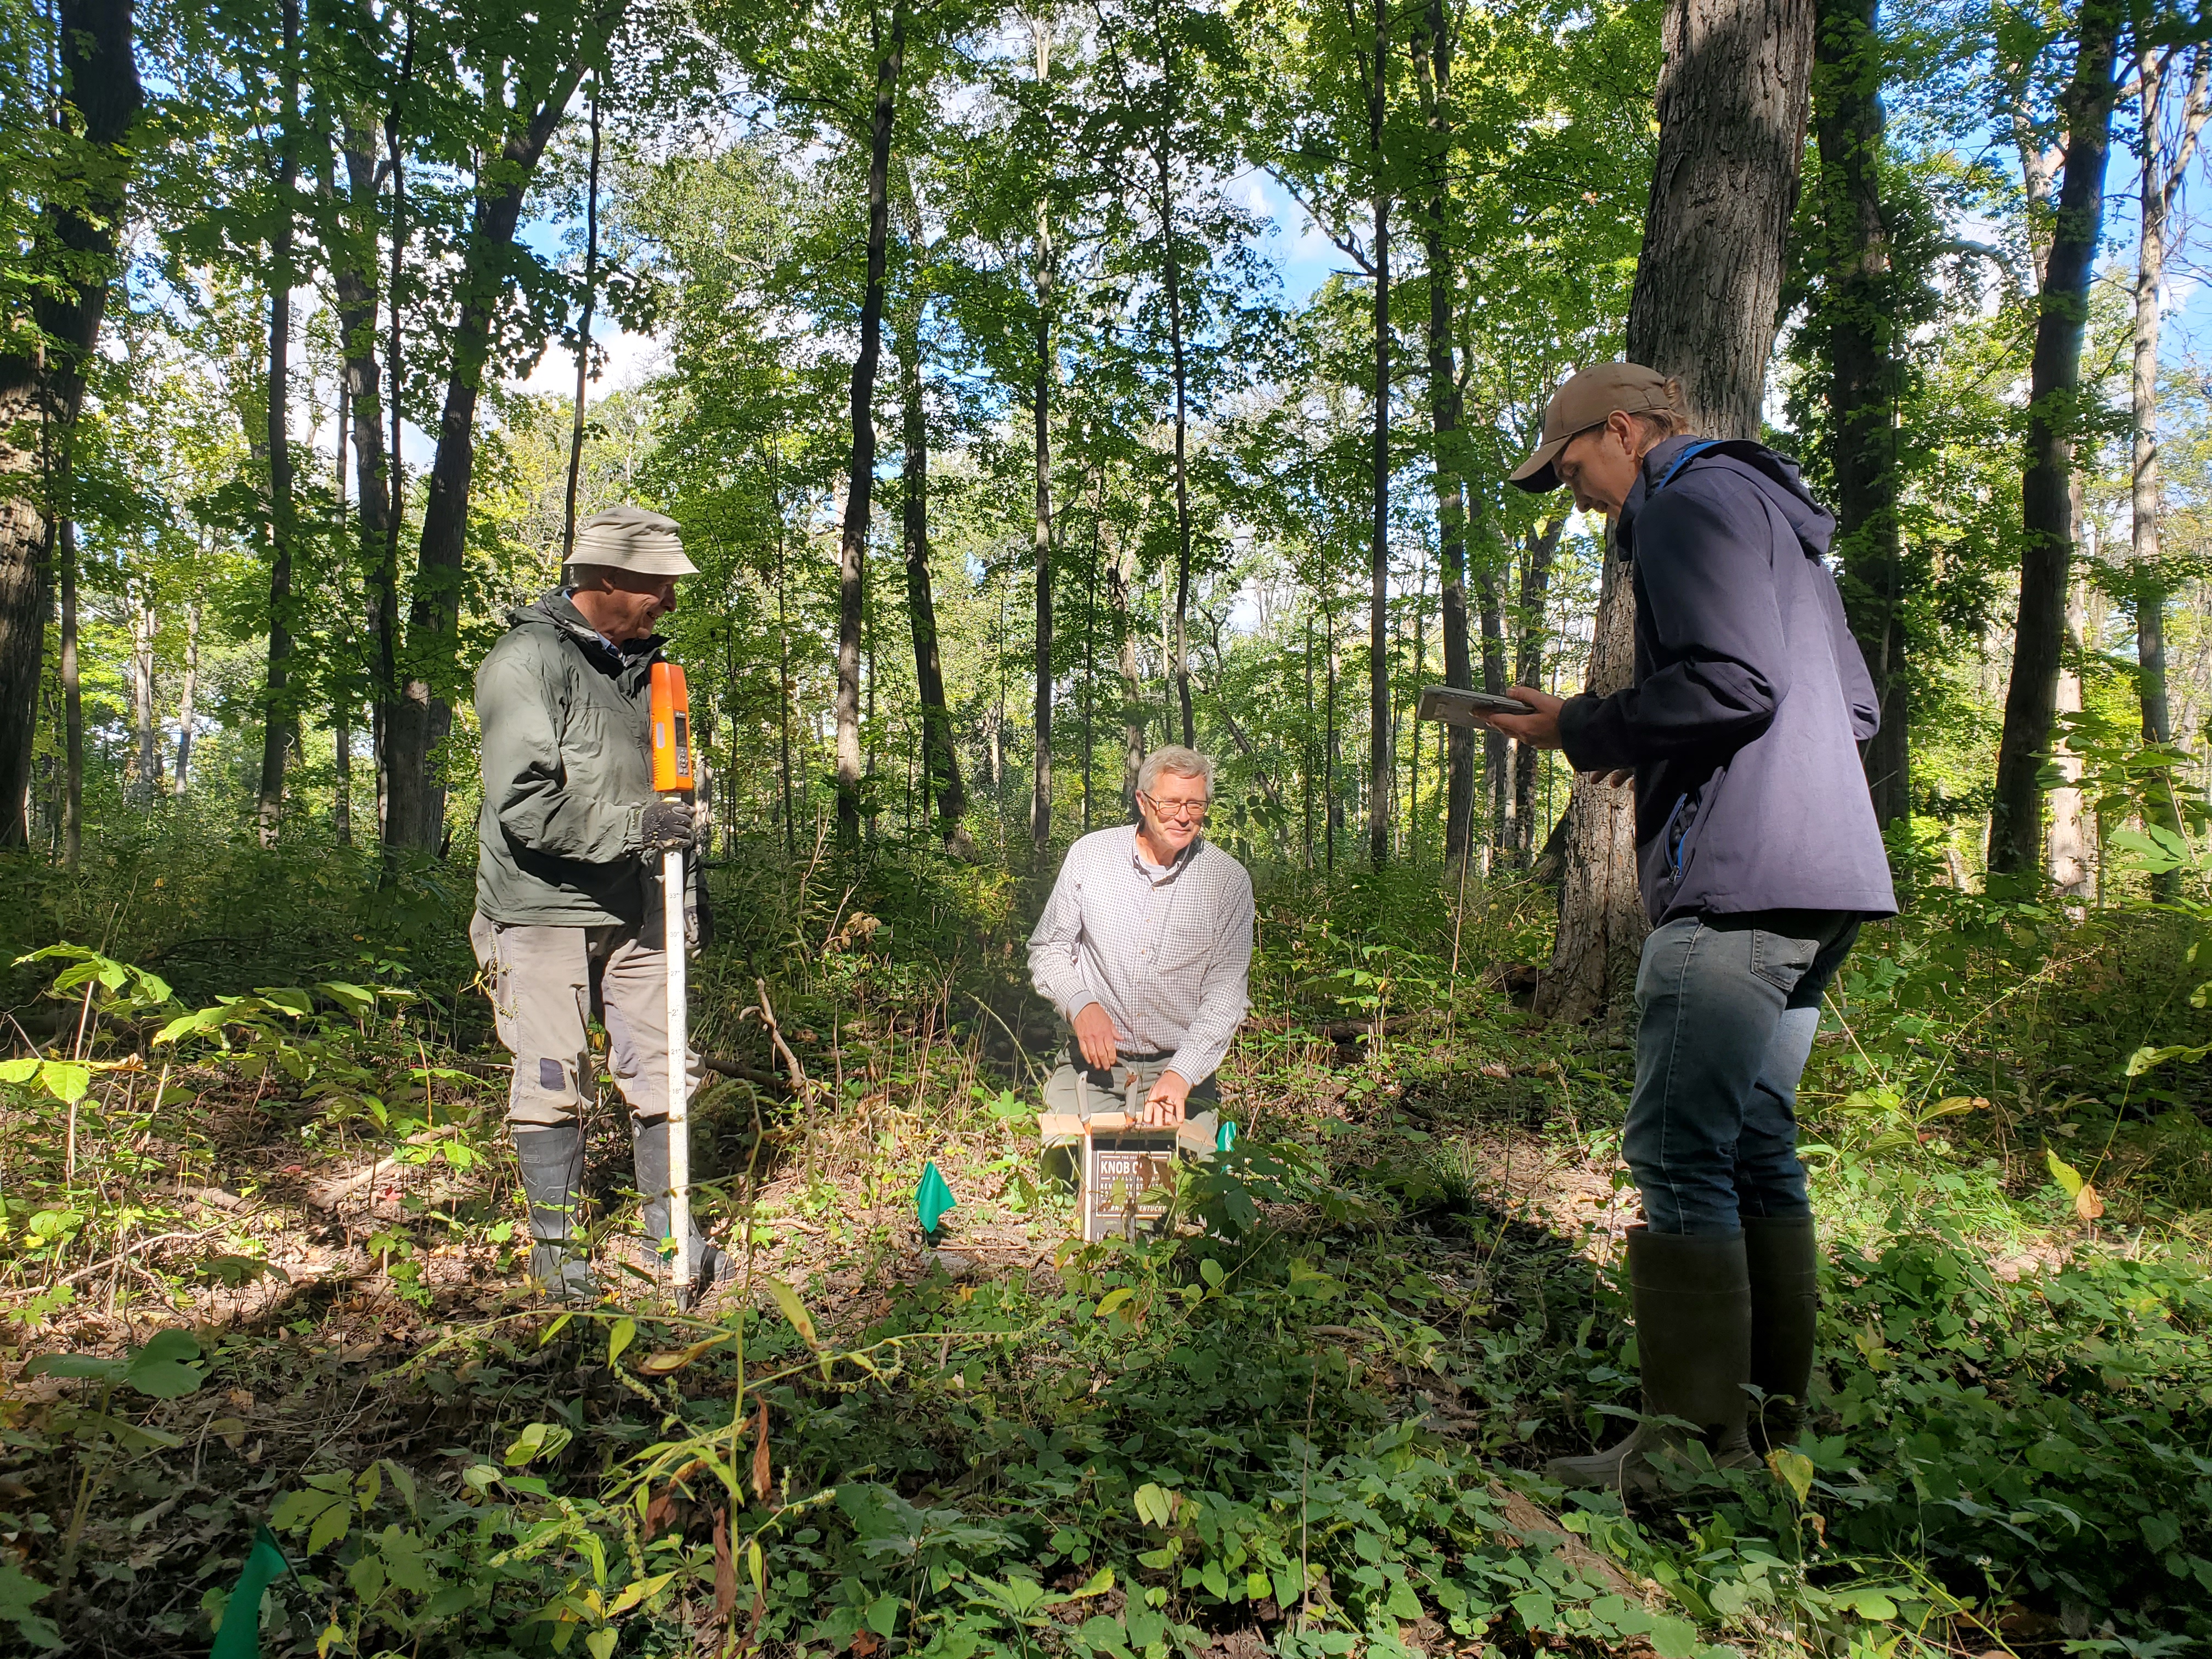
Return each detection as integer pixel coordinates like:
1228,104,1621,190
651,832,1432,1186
1081,1127,1181,1243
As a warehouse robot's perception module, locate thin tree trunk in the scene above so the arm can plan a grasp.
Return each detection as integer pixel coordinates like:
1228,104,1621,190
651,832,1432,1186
129,588,159,800
774,445,795,855
894,247,968,851
1324,597,1339,873
1302,607,1316,866
0,0,141,847
1365,0,1392,868
1511,516,1562,860
562,83,601,563
1813,0,1909,830
1538,0,1815,1023
2132,46,2208,899
59,516,81,867
174,603,200,796
258,0,302,846
833,0,904,850
375,24,415,848
1111,533,1143,811
1414,0,1474,868
1475,562,1508,851
1161,153,1196,750
2050,554,2090,896
382,38,607,854
334,371,352,847
1031,180,1056,859
1989,0,2120,878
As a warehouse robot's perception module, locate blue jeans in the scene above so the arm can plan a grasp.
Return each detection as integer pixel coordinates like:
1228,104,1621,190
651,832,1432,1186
1623,910,1860,1236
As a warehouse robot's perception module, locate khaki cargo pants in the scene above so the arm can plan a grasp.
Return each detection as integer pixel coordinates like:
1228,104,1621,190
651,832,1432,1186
470,913,703,1128
1039,1045,1218,1184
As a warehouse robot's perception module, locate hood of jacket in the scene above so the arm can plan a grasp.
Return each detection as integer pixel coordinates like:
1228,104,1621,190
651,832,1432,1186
1620,435,1837,562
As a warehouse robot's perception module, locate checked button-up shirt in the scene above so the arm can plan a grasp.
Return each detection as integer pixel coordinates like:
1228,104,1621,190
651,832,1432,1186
1026,826,1256,1086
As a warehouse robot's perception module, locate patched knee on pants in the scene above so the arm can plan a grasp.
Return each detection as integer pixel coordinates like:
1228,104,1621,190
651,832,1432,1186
539,1057,564,1090
510,1054,585,1125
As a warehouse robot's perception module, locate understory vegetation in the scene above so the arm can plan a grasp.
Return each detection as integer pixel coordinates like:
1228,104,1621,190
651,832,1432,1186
4,822,2210,1659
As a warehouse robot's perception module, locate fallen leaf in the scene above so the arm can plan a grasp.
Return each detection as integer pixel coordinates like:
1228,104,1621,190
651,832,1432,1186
751,1397,772,1502
713,1507,737,1621
644,1485,678,1541
2075,1182,2105,1221
1479,1063,1510,1080
850,1633,882,1657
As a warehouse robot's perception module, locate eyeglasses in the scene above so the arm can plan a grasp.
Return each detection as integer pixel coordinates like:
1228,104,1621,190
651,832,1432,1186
1140,791,1209,824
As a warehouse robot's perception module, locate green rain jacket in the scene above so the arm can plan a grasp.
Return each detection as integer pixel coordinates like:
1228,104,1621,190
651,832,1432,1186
474,591,666,928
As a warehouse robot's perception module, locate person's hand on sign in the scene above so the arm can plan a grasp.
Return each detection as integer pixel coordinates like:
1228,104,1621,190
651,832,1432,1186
1143,1069,1192,1128
1073,1002,1120,1073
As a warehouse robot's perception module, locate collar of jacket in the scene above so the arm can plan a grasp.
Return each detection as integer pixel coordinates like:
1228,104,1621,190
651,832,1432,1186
516,590,666,678
1612,433,1711,555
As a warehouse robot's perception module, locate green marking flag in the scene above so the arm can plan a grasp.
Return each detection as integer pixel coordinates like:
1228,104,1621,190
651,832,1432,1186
210,1525,290,1659
915,1160,955,1235
1216,1120,1236,1153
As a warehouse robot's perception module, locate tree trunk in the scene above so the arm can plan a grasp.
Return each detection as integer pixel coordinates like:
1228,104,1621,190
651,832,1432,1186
1537,0,1814,1023
59,517,81,866
1161,156,1196,750
0,0,141,846
1365,0,1393,868
1415,0,1475,868
1111,534,1143,812
2049,556,2090,896
2132,46,2208,900
1475,561,1508,852
894,258,968,851
1813,0,1908,829
174,603,200,796
1988,0,2120,878
381,44,606,854
1031,203,1056,859
258,0,302,846
562,83,601,563
832,0,904,850
129,588,160,801
1511,516,1562,860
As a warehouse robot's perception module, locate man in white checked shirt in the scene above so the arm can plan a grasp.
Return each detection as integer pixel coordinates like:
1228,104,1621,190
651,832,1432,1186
1027,746,1256,1155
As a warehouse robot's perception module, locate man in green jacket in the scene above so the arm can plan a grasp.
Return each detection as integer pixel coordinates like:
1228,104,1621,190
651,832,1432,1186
471,504,727,1300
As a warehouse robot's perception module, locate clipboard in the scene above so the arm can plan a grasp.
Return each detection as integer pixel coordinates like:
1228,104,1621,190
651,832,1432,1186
1417,685,1534,725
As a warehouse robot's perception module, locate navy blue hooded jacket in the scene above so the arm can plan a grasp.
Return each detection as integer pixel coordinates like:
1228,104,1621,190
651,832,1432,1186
1555,435,1898,926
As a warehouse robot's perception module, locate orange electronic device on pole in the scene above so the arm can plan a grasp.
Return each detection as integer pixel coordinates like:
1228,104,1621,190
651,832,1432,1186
649,663,693,795
649,661,696,1297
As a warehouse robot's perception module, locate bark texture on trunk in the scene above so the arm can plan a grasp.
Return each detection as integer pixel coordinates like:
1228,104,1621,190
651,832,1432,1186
1988,0,2120,878
59,518,81,866
1812,0,1908,828
129,590,160,800
1111,536,1143,812
1537,0,1814,1023
832,0,904,850
381,38,606,853
0,0,141,845
174,603,200,795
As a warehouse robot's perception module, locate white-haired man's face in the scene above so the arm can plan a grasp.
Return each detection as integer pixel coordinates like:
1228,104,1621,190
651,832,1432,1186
1137,769,1210,859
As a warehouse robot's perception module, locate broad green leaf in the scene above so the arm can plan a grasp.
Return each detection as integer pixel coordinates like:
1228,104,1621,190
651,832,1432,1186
1198,1257,1226,1289
125,1329,206,1398
1093,1286,1133,1318
1765,1446,1814,1504
0,1058,38,1085
2046,1148,2084,1198
37,1063,88,1104
763,1277,820,1349
607,1318,635,1367
585,1631,617,1659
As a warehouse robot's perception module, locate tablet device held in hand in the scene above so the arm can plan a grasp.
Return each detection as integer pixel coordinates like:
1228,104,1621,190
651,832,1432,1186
1417,685,1534,725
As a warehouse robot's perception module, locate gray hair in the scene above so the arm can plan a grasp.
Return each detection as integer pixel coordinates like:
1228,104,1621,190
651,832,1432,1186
1137,745,1215,802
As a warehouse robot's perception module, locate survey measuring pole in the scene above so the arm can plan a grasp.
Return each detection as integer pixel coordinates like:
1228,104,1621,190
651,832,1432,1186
649,662,695,1296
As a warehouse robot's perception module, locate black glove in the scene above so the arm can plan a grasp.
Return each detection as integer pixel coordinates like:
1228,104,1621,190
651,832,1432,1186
639,798,695,854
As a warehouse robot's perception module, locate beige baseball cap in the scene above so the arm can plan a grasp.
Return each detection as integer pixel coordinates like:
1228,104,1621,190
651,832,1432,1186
1509,362,1685,492
569,505,699,576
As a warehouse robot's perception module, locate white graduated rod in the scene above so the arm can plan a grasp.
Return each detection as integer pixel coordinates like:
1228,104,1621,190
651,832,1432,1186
663,846,691,1296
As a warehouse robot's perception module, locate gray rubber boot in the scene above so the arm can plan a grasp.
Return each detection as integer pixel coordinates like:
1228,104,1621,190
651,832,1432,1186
631,1114,734,1295
1548,1227,1759,1495
1743,1214,1820,1452
515,1121,597,1302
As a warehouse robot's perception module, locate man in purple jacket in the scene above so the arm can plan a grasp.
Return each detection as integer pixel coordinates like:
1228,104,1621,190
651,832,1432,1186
1480,362,1897,1494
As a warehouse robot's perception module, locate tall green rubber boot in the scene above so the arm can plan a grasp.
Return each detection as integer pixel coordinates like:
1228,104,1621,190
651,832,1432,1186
631,1114,734,1296
1742,1214,1820,1452
1547,1227,1758,1495
515,1121,597,1302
